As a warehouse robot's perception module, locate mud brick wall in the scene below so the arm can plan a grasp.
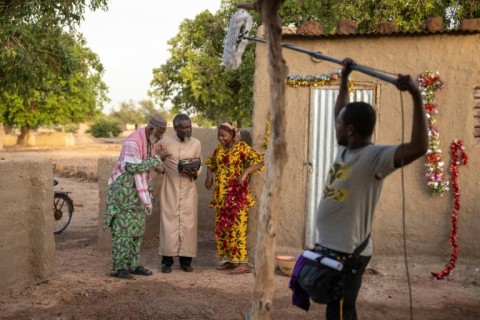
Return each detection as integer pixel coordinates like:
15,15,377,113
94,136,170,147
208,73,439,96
0,158,55,291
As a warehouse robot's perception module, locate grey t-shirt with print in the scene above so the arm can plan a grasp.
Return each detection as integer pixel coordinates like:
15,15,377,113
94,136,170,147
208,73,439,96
315,144,397,256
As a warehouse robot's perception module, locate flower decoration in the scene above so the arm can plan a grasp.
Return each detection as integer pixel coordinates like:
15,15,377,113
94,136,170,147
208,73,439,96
215,179,251,237
432,139,468,280
418,71,447,195
286,69,353,91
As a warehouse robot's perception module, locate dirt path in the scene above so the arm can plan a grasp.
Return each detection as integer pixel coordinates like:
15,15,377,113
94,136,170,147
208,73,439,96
0,145,479,319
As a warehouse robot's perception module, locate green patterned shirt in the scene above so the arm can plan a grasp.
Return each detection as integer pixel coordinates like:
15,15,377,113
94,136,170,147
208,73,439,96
104,149,162,236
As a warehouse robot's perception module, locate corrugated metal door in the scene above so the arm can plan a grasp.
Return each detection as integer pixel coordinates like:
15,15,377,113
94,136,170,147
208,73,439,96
305,88,374,248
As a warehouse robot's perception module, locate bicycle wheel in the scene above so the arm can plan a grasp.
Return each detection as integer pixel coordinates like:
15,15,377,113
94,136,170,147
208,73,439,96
53,193,74,234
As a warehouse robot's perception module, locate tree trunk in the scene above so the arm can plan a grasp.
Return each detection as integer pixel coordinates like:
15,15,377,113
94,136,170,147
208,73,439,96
17,126,31,146
247,1,288,319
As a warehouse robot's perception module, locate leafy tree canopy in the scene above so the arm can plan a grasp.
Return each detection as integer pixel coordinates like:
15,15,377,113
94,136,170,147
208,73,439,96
280,0,480,32
1,0,108,96
1,34,108,129
150,8,255,128
0,0,109,144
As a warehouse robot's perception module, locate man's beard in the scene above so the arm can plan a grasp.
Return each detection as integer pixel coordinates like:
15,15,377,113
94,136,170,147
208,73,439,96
149,134,159,145
179,135,191,142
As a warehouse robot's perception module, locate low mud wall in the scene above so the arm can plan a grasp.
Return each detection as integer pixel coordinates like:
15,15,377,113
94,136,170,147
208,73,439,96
53,160,98,182
0,159,55,291
3,132,75,147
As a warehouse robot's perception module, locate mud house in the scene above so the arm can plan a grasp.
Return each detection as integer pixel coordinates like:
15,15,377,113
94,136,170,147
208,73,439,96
248,19,480,279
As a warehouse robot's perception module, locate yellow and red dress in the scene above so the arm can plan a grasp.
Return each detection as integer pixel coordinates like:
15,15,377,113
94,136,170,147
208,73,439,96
205,141,264,263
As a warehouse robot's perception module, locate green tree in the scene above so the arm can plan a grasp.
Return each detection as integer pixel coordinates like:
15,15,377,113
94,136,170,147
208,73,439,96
149,0,479,127
0,0,109,145
149,7,255,128
280,1,480,32
1,0,108,95
109,101,145,126
1,32,108,144
335,0,449,32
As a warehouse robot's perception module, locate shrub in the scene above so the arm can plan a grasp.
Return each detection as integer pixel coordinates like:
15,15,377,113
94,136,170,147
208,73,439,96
90,119,122,138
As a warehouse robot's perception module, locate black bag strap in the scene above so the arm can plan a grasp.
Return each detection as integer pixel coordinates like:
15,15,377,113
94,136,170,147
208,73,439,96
351,234,371,258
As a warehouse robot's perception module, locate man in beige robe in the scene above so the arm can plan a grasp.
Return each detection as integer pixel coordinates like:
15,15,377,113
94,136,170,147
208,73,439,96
156,114,202,273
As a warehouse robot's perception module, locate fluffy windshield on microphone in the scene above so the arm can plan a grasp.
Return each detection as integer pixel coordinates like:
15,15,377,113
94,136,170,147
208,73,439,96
222,9,253,70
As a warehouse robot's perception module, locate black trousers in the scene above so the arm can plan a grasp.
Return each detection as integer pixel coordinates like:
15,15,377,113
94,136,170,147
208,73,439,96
326,255,371,320
162,256,192,267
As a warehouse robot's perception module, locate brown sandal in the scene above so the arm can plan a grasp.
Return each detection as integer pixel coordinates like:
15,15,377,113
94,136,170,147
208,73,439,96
231,265,251,275
216,262,235,270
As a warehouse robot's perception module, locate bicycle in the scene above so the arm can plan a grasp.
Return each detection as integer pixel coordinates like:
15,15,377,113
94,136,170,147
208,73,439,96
53,179,74,234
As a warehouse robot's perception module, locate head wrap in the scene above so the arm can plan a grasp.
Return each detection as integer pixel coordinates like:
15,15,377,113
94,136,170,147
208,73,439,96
149,115,167,129
219,121,241,143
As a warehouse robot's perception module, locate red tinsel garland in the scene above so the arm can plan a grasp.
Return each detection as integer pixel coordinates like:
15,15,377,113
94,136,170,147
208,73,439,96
431,139,468,280
215,179,251,237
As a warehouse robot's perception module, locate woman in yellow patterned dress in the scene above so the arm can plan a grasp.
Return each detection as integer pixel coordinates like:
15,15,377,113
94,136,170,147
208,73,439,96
204,121,264,274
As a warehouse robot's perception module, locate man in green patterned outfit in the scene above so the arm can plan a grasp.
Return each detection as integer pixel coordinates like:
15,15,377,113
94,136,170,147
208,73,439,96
104,116,168,279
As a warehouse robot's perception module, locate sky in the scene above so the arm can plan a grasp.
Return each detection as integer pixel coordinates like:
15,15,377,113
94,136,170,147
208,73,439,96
79,0,222,113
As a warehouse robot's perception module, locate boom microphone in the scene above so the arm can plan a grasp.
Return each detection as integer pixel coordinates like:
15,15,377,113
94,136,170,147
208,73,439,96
222,9,253,70
222,10,398,85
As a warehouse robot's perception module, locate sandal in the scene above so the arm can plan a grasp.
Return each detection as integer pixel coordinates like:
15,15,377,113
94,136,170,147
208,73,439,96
216,262,235,270
231,265,251,275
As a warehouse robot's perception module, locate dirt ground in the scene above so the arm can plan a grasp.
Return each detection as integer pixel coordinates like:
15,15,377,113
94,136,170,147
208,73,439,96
0,136,479,320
